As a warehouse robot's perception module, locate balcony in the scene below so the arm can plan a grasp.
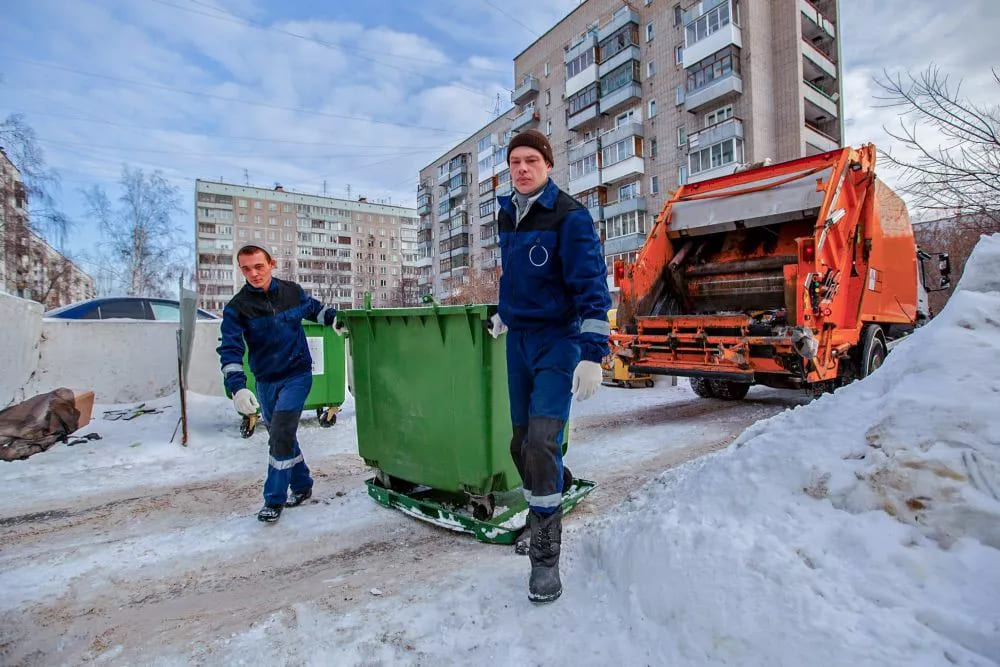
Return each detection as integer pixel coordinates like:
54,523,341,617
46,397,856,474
482,234,500,248
804,124,839,153
683,22,742,67
799,0,836,39
417,202,431,216
603,196,646,220
443,223,471,240
568,138,601,195
564,33,598,97
597,8,639,43
448,183,468,198
567,104,600,132
511,75,540,105
687,117,743,151
602,156,644,186
601,121,644,146
599,82,642,115
597,45,641,78
685,73,742,112
802,79,839,118
436,169,450,185
604,231,647,256
512,107,540,131
802,40,837,79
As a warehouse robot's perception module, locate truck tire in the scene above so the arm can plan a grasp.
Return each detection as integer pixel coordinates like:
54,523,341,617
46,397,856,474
708,380,751,400
860,325,887,378
689,377,715,398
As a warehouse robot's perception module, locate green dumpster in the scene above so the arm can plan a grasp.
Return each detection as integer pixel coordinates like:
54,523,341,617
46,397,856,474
343,302,517,494
227,321,346,429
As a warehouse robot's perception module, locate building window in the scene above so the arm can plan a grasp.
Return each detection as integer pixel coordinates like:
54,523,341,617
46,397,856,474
268,202,277,211
239,229,248,238
605,211,648,239
648,99,657,118
545,89,551,105
546,119,552,135
651,175,660,194
544,62,551,76
477,135,493,153
599,24,639,61
647,60,655,78
619,181,640,201
678,165,688,185
269,217,277,225
254,201,262,209
479,200,496,218
600,61,641,97
675,45,684,65
704,104,734,126
602,138,636,167
689,138,743,175
568,83,599,115
239,199,248,208
675,85,685,106
238,213,247,223
677,125,687,146
565,49,595,79
569,153,599,181
255,215,262,224
673,3,683,26
651,137,658,158
686,1,737,47
646,22,654,41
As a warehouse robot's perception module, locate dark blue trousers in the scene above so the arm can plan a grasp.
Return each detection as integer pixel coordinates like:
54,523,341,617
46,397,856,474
257,371,313,506
506,324,580,514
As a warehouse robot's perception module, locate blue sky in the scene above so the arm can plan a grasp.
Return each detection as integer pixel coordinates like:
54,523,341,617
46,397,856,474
1,0,996,275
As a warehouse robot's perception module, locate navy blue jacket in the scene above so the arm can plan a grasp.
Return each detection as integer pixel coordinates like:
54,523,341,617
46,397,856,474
497,178,611,363
217,277,336,394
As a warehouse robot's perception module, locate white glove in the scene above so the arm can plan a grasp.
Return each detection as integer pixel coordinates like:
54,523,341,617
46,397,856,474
571,360,602,401
332,319,348,337
486,313,508,339
233,388,259,416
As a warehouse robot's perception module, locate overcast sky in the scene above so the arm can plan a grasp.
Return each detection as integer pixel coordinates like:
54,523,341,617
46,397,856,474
1,0,997,270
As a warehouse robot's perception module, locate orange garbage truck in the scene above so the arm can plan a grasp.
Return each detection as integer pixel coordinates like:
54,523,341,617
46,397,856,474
612,145,948,399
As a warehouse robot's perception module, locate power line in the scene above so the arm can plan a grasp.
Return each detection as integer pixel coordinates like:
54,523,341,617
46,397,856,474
6,57,475,135
148,0,510,100
481,0,541,36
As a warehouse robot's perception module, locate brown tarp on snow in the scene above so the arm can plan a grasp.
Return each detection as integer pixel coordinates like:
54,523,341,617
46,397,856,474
0,388,81,461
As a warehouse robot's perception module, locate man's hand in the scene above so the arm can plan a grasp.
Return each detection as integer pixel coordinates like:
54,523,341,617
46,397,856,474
486,313,508,339
571,360,602,401
233,388,260,416
332,319,348,337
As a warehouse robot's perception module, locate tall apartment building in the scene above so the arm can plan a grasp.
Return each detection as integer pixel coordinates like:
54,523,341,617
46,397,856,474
194,180,419,313
418,0,842,300
1,148,95,307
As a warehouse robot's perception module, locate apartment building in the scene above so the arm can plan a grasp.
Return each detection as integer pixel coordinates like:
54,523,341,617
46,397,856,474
1,148,95,307
194,180,419,313
419,0,842,300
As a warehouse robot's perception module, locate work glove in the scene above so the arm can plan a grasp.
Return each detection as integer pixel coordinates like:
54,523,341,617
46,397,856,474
571,360,602,401
332,319,348,337
486,313,508,339
233,388,259,416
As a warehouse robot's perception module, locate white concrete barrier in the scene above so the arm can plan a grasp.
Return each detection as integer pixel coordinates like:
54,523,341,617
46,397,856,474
0,292,44,407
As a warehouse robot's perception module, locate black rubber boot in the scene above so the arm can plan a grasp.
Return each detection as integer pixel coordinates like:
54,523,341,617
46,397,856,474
515,468,571,556
285,488,313,507
257,503,283,522
527,508,563,603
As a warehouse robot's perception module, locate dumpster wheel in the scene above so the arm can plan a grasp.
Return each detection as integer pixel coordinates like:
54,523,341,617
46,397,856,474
316,406,339,427
468,493,496,521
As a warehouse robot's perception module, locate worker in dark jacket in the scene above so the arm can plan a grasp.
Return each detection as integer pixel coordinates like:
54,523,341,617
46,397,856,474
488,129,611,602
217,243,344,523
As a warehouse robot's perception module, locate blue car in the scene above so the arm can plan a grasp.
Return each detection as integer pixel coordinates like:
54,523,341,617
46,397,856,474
45,297,220,321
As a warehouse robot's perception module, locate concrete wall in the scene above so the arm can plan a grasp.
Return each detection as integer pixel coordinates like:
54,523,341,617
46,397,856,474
20,319,226,404
0,292,44,407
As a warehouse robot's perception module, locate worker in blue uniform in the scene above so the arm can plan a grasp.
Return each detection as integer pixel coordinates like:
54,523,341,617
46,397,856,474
217,243,344,523
488,129,612,602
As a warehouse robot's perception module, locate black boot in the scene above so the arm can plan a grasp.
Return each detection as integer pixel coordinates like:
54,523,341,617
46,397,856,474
285,488,313,507
257,503,283,522
515,469,571,556
527,508,562,603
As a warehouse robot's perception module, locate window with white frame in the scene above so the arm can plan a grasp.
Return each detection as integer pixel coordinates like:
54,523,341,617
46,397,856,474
678,165,688,185
546,119,552,135
646,22,654,41
647,60,655,78
675,44,683,65
651,175,660,194
619,181,640,201
673,3,682,26
675,84,685,105
689,137,743,175
544,62,551,76
677,124,687,146
685,0,737,47
239,199,248,208
545,89,551,105
602,138,636,166
605,211,648,239
648,99,657,118
704,104,734,126
569,153,599,180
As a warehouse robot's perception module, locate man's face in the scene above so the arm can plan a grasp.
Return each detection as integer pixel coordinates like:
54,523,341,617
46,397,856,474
238,249,275,289
509,146,552,195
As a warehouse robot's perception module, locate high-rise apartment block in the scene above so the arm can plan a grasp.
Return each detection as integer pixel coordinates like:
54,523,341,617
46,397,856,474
418,0,841,300
194,180,420,313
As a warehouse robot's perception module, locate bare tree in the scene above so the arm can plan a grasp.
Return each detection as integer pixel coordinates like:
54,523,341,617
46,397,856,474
0,114,72,247
443,262,500,305
84,167,187,297
875,66,1000,225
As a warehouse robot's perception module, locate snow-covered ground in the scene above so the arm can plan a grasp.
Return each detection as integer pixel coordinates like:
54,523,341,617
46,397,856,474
2,236,997,666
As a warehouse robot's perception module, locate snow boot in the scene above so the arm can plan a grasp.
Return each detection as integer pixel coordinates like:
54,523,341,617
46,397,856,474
285,488,313,508
527,507,563,603
515,469,572,556
257,503,283,522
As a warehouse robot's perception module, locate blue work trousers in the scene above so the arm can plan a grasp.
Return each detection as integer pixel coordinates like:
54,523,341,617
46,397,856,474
257,371,313,506
506,323,580,514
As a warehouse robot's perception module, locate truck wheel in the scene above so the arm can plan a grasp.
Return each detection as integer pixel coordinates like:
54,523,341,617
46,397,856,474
708,380,751,400
689,377,715,398
860,325,887,378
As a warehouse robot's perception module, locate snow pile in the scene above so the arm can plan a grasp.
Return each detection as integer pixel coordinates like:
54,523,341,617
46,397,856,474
582,234,1000,664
